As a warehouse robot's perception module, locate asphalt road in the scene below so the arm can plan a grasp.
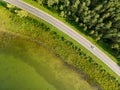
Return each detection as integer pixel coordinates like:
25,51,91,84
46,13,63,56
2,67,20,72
4,0,120,76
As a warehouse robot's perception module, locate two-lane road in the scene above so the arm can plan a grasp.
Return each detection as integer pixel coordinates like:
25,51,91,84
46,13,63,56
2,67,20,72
4,0,120,76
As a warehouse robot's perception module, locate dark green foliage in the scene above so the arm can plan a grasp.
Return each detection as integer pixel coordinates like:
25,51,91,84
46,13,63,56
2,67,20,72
0,0,7,7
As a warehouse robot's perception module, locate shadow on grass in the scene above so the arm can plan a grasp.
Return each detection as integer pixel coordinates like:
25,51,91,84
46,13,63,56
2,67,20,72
0,0,7,7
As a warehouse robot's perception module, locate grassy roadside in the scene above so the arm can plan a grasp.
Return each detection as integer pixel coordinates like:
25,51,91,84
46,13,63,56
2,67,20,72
0,2,120,89
23,0,118,64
